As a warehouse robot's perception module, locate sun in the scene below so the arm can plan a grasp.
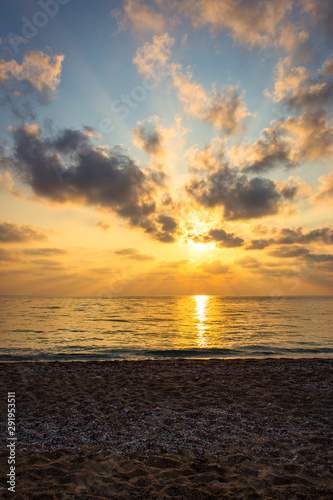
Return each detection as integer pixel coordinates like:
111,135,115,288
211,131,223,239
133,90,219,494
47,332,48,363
192,241,207,251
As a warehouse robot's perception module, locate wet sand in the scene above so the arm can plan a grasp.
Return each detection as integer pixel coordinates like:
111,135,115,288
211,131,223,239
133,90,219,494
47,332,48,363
0,358,332,499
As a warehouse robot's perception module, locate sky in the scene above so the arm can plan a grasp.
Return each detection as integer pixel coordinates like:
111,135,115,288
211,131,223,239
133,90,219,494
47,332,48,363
0,0,332,296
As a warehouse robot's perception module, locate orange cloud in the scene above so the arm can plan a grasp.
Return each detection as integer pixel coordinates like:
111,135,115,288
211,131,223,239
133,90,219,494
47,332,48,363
134,34,251,135
271,57,311,102
133,33,174,76
126,0,306,51
0,171,22,198
283,110,333,162
170,65,251,134
0,50,64,99
114,0,166,33
314,172,333,205
269,56,333,110
0,221,48,243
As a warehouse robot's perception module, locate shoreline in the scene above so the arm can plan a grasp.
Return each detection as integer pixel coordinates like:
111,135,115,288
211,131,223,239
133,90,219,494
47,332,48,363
1,354,332,363
1,358,332,498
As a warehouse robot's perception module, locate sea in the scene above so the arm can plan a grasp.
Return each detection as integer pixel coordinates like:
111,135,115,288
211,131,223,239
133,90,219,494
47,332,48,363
0,295,332,361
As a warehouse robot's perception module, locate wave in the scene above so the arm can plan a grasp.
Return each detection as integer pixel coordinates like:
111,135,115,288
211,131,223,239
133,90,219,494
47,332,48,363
1,346,333,362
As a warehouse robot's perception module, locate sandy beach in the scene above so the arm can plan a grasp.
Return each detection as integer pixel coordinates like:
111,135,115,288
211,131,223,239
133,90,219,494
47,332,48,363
0,358,332,499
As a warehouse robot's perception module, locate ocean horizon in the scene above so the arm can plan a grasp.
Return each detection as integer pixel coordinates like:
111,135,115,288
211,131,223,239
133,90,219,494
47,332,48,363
1,295,332,362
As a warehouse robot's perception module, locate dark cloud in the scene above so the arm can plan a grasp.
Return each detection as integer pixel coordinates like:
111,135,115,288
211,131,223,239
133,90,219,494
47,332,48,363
0,221,48,243
133,122,163,155
240,107,333,174
246,238,274,250
202,228,244,248
157,215,178,234
242,126,293,174
0,93,36,120
285,78,333,112
51,128,90,154
7,124,180,243
114,248,156,260
186,165,296,221
274,56,333,112
276,226,333,245
141,214,179,243
269,246,310,258
10,124,156,221
246,226,333,249
302,0,333,43
307,253,333,262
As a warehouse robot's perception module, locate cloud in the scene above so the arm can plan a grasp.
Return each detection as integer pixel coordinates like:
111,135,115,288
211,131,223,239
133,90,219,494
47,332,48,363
307,253,333,262
30,258,62,267
170,66,251,134
114,248,156,260
134,34,251,135
271,57,311,102
246,226,333,249
21,248,67,256
200,228,244,248
186,160,299,221
133,119,164,156
198,259,229,275
147,214,179,243
0,222,48,243
240,109,333,173
7,124,180,240
283,110,333,162
274,226,333,245
113,0,166,34
187,138,226,173
0,50,64,101
302,0,333,42
269,246,310,258
0,171,23,197
314,172,333,204
246,238,274,250
4,123,182,244
128,0,304,51
240,124,294,173
236,256,260,268
133,33,174,76
96,220,111,232
0,248,20,261
271,56,333,111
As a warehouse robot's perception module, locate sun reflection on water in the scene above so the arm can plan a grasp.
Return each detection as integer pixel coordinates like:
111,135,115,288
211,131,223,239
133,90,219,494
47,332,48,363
194,295,210,348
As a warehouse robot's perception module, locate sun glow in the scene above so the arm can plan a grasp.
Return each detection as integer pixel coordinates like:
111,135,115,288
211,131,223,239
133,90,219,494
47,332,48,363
194,295,210,347
191,241,207,251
